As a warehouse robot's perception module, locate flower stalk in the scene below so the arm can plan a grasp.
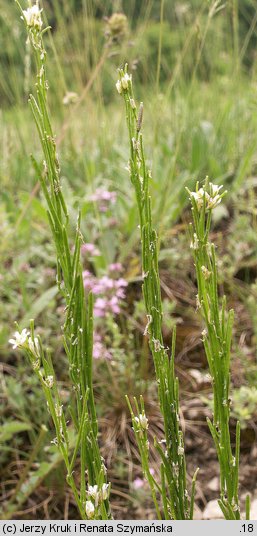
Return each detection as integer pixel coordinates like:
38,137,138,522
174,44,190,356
187,178,243,519
118,65,198,520
12,0,111,520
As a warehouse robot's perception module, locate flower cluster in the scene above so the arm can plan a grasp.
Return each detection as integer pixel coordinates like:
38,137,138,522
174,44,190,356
83,271,127,318
85,483,110,518
188,182,225,211
116,73,132,94
135,413,149,430
9,328,45,376
9,328,40,358
88,188,117,213
208,183,224,209
22,3,43,31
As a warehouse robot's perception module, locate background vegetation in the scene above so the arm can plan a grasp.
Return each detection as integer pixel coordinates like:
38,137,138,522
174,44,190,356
0,0,257,520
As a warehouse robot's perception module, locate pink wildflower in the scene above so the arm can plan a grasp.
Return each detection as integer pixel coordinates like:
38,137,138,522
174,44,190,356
82,270,95,290
82,270,128,318
108,263,123,272
93,333,111,360
109,296,120,314
94,297,108,317
81,243,100,256
132,478,145,490
89,188,117,212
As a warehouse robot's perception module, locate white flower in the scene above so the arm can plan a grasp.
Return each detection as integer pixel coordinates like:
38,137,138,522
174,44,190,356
121,73,131,89
87,483,109,504
210,183,223,196
116,73,132,94
190,188,210,210
22,4,43,31
178,445,184,456
207,183,224,209
135,413,149,430
9,329,29,349
129,98,136,109
85,500,95,519
88,485,98,499
116,80,122,94
28,336,40,356
208,196,222,209
189,183,224,211
101,483,110,500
